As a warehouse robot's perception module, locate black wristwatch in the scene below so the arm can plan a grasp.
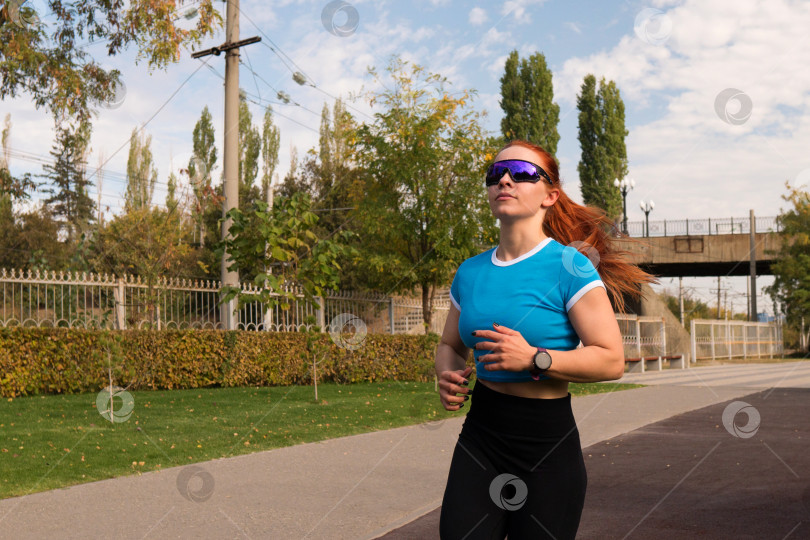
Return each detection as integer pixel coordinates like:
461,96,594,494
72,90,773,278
530,347,552,378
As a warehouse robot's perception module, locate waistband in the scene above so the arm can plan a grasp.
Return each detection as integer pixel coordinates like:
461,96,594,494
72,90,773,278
467,380,577,439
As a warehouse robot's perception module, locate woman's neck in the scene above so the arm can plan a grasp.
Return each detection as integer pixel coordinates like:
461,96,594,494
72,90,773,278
496,232,549,262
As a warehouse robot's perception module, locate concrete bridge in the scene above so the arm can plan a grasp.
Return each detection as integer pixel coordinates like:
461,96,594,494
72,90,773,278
616,215,783,277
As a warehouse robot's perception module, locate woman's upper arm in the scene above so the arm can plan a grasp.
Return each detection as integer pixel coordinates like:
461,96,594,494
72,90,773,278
440,304,470,360
567,286,623,354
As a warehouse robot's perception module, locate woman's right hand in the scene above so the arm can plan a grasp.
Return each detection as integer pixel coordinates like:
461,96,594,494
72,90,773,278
438,366,473,411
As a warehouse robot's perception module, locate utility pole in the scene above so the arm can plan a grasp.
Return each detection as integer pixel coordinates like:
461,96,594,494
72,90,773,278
191,1,260,330
749,209,757,322
678,276,685,327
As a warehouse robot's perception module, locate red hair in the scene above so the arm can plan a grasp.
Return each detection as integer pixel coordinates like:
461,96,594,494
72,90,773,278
501,140,657,313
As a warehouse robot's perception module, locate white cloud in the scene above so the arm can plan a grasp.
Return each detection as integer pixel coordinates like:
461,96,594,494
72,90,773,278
469,7,487,26
565,21,582,35
501,0,548,23
554,0,810,218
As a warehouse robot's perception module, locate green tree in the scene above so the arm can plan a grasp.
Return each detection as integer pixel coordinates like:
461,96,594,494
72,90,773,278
0,205,67,271
765,183,810,350
577,74,625,221
89,205,197,325
216,192,359,314
238,92,261,207
0,1,222,122
40,116,95,242
166,169,179,212
305,99,360,246
125,128,158,211
188,105,217,247
499,50,560,156
0,114,37,226
260,105,281,206
353,57,498,333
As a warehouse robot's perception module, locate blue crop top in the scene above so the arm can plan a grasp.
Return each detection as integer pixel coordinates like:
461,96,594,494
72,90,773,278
449,237,605,382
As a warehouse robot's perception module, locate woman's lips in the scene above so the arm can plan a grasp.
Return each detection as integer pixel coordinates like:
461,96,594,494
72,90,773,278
496,194,514,200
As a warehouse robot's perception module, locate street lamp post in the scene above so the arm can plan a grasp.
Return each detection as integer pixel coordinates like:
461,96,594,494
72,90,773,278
640,200,655,237
613,177,635,234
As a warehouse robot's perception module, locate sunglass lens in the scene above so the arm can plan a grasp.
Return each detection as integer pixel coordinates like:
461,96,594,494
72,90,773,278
486,161,540,185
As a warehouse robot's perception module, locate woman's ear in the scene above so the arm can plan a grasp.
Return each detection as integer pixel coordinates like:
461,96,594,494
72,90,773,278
541,188,561,208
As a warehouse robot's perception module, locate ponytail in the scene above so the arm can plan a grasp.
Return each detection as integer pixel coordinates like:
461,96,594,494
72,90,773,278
502,140,658,313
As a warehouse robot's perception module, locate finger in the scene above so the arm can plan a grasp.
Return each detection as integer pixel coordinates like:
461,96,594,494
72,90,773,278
493,323,515,335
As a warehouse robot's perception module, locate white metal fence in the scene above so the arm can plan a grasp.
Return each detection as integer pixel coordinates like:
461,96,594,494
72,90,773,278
616,314,667,358
0,268,451,335
690,318,783,361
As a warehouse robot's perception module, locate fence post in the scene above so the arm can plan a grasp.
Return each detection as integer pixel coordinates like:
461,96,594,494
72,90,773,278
743,323,748,359
757,325,762,358
115,278,126,330
690,318,697,363
664,220,667,236
660,317,666,356
708,218,712,235
635,317,642,358
686,218,689,236
725,320,730,360
710,322,716,361
388,296,395,334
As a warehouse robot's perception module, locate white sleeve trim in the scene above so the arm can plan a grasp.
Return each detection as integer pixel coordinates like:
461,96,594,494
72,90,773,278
565,280,605,312
449,291,461,311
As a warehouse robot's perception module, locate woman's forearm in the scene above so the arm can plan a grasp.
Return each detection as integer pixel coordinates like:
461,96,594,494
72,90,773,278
435,342,468,376
541,345,624,383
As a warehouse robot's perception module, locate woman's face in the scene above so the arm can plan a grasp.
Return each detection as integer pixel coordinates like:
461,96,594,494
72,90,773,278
487,146,559,222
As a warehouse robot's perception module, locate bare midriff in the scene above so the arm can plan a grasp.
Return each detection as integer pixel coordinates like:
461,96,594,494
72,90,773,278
477,377,569,399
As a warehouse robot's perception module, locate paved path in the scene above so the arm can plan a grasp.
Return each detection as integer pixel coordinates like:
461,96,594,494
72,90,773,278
383,387,810,539
618,361,810,389
0,378,760,539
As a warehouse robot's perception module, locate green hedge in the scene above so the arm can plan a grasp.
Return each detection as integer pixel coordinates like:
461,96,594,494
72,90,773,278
0,328,441,398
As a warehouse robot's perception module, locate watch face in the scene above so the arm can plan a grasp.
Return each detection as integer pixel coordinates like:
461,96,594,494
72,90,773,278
534,351,552,370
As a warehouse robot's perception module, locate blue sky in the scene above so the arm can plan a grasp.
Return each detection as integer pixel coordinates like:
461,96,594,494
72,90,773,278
6,0,810,314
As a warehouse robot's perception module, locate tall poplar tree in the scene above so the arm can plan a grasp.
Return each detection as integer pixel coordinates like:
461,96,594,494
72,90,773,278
260,105,280,206
499,50,560,156
40,116,95,241
186,105,217,247
577,74,626,221
125,128,158,211
238,92,261,206
189,106,217,247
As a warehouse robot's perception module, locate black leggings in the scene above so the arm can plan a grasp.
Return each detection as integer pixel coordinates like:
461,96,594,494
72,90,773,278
439,381,587,540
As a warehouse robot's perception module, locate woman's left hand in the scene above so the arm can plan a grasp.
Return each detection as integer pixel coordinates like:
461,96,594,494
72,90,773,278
472,323,535,372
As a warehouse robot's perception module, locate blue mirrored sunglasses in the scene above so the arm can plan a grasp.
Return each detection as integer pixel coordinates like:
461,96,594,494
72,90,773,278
485,159,553,186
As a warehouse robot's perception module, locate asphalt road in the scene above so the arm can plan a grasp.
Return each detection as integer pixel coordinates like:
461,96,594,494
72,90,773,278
379,387,810,539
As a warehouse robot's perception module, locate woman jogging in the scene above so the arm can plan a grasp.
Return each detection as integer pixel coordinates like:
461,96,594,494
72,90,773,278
436,140,656,539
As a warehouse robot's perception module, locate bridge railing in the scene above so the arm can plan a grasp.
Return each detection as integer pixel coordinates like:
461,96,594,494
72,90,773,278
626,215,782,237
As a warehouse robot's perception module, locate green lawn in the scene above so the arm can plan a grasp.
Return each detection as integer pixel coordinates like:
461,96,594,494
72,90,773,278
0,379,642,499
